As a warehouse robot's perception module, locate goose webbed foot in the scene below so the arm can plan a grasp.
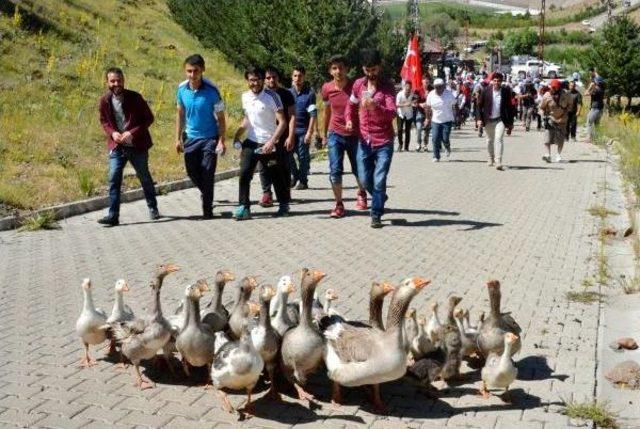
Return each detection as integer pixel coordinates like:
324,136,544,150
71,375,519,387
478,382,490,399
238,390,256,420
294,383,315,402
133,365,155,390
216,390,234,414
79,343,96,368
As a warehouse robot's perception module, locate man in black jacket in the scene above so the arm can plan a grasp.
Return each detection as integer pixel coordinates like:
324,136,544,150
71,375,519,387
477,72,516,171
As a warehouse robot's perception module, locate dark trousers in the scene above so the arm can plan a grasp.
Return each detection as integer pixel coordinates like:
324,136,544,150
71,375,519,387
183,137,217,216
259,139,291,195
239,140,290,209
396,116,413,150
566,112,578,140
107,147,157,221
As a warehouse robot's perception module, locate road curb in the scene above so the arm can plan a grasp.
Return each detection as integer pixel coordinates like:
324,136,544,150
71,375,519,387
0,169,239,231
2,151,325,231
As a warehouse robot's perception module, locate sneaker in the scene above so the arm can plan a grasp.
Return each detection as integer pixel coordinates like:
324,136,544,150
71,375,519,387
233,206,251,221
416,146,422,152
370,216,383,229
445,149,451,158
330,203,346,218
432,158,440,163
496,164,504,171
274,205,290,217
259,192,274,208
556,155,567,163
97,216,119,226
149,208,160,220
355,190,368,210
542,155,551,163
294,182,308,190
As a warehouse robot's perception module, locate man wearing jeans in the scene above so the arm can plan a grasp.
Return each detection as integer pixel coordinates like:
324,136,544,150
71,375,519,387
289,65,317,190
566,80,582,142
346,49,396,229
477,72,515,171
232,66,288,220
98,67,158,226
585,76,605,143
175,54,226,219
321,55,367,218
424,78,455,163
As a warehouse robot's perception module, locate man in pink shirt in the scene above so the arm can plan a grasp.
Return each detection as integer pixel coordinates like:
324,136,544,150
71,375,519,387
346,49,396,229
321,55,368,218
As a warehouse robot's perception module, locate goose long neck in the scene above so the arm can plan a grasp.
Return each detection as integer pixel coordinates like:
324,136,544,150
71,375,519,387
114,290,124,312
447,303,456,326
386,288,413,330
369,295,385,330
151,286,163,319
500,341,512,364
454,317,465,335
83,288,95,312
259,298,272,329
300,284,315,326
212,282,224,312
191,296,202,325
489,288,501,318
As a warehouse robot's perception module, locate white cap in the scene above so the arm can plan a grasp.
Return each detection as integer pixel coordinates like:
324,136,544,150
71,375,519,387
433,78,445,86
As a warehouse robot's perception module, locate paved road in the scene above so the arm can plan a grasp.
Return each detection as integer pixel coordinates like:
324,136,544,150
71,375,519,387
0,122,613,428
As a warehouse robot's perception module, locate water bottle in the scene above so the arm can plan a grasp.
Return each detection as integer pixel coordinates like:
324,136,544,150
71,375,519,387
233,140,242,150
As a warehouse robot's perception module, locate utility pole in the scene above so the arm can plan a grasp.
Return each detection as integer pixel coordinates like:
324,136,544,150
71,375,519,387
409,0,420,35
538,0,546,62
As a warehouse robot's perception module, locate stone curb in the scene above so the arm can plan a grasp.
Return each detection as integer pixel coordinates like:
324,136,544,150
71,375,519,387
1,151,325,231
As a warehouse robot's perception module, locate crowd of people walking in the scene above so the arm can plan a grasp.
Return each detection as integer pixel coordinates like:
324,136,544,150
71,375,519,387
97,51,604,229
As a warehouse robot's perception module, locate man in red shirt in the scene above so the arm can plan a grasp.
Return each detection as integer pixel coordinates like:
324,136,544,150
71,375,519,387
98,67,158,226
321,55,368,218
346,49,396,229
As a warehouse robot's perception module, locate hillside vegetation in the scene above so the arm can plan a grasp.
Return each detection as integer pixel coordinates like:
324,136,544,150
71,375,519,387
0,0,245,212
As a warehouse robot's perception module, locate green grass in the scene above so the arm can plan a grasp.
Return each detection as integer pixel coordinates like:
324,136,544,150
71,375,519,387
562,400,617,428
17,210,59,232
588,205,620,219
565,290,603,303
0,0,245,211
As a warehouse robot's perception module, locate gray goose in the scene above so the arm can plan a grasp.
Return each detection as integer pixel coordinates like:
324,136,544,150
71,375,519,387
477,280,522,357
113,263,180,389
280,268,326,402
228,276,258,340
250,285,282,400
201,270,235,332
175,280,217,381
323,277,431,412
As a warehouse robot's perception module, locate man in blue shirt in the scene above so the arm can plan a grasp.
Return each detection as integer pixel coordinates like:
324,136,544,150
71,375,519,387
175,54,226,219
289,65,317,190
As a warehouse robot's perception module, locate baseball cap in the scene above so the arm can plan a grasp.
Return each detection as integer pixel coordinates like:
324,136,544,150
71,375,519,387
550,79,562,90
433,78,445,86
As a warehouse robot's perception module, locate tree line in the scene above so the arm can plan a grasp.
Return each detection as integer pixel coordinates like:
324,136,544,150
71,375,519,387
167,0,405,89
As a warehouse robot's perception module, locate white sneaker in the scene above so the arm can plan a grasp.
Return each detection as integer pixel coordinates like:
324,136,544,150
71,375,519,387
432,158,440,163
556,155,567,163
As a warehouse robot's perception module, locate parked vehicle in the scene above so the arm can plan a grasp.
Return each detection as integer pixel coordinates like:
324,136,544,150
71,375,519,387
511,59,562,79
581,19,591,26
464,40,488,53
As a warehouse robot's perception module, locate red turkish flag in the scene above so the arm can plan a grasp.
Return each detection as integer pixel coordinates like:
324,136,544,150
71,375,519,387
400,36,423,95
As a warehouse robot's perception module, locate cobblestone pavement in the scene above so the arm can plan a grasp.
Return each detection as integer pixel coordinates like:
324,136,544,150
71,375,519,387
0,123,614,428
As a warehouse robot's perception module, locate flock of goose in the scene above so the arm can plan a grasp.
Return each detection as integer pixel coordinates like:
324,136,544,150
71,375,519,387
76,264,522,417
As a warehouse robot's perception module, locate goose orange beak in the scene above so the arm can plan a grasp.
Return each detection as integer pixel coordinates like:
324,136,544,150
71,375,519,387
223,271,236,282
382,282,395,294
122,281,130,292
196,279,210,292
313,270,326,282
412,277,431,289
247,301,261,316
161,263,180,274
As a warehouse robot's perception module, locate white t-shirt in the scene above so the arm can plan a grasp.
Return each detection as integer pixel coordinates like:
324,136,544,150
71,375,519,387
491,89,502,119
426,89,456,124
395,90,414,119
241,89,283,144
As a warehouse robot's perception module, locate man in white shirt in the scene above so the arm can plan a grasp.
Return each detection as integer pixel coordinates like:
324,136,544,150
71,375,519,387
423,78,456,162
395,82,414,151
232,65,288,220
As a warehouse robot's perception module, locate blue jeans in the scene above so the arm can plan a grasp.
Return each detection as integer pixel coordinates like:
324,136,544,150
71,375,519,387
183,137,218,215
289,132,310,185
108,147,157,220
356,141,394,218
415,112,426,148
328,131,358,185
431,121,452,160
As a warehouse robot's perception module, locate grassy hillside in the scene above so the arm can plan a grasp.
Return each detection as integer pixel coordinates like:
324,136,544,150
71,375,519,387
0,0,245,213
